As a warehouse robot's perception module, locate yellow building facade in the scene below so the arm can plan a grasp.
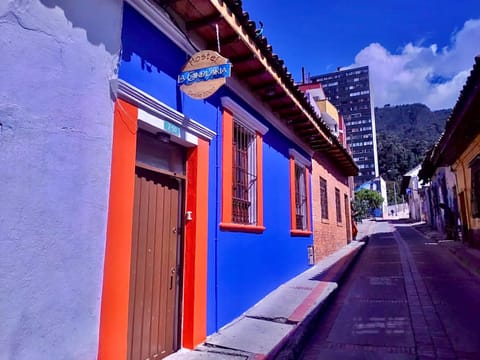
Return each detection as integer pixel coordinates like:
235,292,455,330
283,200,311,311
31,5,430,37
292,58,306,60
452,136,480,244
420,55,480,247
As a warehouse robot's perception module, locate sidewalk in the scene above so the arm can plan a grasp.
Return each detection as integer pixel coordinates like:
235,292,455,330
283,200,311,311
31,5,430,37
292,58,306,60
355,218,376,241
412,222,480,278
166,221,376,360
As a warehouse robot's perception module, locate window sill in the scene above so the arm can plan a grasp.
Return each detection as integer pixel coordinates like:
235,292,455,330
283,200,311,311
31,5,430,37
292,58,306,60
321,218,330,224
219,222,266,233
290,229,312,237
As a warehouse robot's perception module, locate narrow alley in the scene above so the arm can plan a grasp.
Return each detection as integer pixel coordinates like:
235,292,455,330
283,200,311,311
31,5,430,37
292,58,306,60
300,220,480,359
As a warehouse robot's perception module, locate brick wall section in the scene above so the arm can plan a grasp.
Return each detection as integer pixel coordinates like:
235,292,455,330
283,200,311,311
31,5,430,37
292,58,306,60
311,152,352,262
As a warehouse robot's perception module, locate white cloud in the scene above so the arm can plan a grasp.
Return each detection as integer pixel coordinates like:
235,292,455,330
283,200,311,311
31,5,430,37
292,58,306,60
351,18,480,110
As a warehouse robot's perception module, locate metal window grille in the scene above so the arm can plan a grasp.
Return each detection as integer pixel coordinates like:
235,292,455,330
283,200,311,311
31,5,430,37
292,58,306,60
320,177,328,219
232,121,257,224
295,164,307,230
335,188,342,223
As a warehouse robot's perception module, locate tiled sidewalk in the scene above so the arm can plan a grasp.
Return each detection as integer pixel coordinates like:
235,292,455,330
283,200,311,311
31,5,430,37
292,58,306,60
165,227,375,360
412,222,480,278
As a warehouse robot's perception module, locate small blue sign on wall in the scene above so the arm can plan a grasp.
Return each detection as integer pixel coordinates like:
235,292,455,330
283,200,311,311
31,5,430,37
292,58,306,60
164,120,181,137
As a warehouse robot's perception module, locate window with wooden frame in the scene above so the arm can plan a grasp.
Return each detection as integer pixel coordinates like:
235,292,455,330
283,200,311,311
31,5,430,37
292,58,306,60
320,176,329,220
289,149,312,235
295,164,307,229
220,97,268,232
335,188,342,223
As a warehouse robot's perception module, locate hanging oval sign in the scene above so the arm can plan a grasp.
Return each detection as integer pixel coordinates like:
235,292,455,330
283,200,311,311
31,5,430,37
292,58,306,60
178,50,231,99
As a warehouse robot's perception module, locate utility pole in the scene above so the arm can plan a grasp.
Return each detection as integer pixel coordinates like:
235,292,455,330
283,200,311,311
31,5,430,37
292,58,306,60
382,170,399,217
393,181,398,216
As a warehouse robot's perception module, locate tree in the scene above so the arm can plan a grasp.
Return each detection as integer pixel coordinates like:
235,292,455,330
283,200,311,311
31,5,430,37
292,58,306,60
353,189,384,219
375,104,450,185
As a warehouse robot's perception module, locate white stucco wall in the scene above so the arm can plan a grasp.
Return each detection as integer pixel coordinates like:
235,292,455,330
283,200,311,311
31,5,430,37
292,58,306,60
0,1,122,358
379,177,388,216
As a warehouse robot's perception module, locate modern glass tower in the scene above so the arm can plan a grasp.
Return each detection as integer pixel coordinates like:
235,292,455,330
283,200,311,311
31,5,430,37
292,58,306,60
310,66,379,186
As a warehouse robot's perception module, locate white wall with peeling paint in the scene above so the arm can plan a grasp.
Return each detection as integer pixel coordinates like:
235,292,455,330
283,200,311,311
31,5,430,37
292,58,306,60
0,0,122,358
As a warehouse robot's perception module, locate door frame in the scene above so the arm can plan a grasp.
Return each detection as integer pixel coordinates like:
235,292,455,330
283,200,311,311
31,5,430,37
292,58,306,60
458,190,469,243
98,82,214,359
344,194,352,243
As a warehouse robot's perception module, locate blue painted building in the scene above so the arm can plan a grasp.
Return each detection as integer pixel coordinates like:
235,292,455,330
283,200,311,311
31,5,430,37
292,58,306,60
1,1,357,359
118,0,314,333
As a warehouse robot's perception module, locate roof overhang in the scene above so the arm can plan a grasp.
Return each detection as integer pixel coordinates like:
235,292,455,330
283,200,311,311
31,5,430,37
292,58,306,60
420,55,480,181
152,0,358,176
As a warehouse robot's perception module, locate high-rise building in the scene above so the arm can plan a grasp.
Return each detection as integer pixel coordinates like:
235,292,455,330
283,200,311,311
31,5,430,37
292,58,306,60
310,66,379,186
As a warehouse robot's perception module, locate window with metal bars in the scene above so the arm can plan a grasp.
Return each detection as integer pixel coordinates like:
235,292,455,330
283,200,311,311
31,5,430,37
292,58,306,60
335,188,342,223
232,121,257,224
295,164,308,230
320,177,328,220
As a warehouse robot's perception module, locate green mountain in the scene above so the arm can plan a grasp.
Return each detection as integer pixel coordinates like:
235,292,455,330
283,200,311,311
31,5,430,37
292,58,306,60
374,103,451,182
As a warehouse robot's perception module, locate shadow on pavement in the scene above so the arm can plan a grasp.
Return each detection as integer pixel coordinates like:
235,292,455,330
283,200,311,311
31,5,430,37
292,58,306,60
404,221,480,279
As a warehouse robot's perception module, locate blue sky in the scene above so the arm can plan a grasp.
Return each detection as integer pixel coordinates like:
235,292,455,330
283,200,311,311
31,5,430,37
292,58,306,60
242,0,480,110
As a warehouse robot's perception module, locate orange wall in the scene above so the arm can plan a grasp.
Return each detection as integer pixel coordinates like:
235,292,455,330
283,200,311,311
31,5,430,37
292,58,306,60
311,152,351,261
98,99,138,359
183,138,209,348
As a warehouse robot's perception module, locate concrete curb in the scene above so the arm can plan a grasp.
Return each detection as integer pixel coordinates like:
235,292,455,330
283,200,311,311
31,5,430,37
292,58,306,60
268,239,367,360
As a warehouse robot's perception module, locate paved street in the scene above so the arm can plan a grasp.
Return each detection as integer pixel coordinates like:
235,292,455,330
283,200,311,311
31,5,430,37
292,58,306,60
300,220,480,359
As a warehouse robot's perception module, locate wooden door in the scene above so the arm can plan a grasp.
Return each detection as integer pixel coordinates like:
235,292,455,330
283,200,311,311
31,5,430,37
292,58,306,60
128,165,182,360
458,191,469,243
345,194,352,243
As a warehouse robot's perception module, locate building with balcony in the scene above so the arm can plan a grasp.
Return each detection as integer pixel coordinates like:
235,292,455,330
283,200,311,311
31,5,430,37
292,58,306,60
299,82,347,145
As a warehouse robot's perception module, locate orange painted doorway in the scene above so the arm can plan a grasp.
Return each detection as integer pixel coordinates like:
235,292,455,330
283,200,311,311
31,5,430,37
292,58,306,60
99,99,209,360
